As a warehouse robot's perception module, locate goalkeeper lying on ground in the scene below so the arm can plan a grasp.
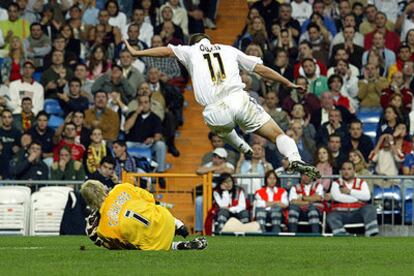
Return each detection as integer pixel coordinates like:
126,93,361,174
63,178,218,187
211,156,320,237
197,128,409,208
80,180,207,250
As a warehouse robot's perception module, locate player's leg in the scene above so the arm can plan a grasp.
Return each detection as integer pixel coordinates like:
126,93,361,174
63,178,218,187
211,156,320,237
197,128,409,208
254,120,321,179
171,237,208,250
174,218,189,238
217,129,253,155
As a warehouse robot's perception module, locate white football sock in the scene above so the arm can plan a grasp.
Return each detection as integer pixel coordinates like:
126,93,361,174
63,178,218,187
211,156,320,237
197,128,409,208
219,130,253,154
175,218,184,230
275,134,302,162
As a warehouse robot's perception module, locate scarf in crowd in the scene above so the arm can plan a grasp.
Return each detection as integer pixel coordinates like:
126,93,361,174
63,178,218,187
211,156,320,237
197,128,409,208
21,111,33,131
86,143,107,174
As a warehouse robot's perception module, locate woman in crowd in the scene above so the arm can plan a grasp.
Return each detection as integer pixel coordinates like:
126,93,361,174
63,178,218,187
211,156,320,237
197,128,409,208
85,127,110,176
213,173,249,233
376,105,402,141
1,37,25,86
349,149,371,176
314,146,333,192
59,24,81,59
239,16,269,52
106,0,128,36
87,45,111,80
254,170,288,233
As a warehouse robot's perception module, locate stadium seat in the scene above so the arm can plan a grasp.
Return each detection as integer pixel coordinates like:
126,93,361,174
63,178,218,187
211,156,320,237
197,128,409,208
404,188,413,224
30,191,68,236
0,186,31,236
362,122,377,144
44,99,64,116
39,186,74,194
373,185,402,215
128,146,152,161
357,110,381,124
48,115,64,131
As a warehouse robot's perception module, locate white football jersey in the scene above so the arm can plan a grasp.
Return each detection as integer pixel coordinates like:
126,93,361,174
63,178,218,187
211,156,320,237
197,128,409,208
168,39,263,106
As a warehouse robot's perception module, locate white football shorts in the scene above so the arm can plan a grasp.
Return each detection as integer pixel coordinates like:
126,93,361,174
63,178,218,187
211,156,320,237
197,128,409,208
202,92,271,135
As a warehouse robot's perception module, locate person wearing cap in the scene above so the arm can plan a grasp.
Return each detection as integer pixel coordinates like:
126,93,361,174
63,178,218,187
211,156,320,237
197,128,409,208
7,60,44,115
196,147,235,175
91,64,136,103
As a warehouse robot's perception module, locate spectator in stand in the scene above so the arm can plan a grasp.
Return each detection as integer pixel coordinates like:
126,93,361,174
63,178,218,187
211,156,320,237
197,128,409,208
333,0,353,33
235,143,273,193
42,35,79,70
106,0,127,38
301,1,337,37
124,95,167,172
91,64,136,103
53,122,85,162
263,91,289,131
201,132,238,167
327,161,379,236
349,149,371,177
196,147,235,175
392,123,412,157
381,72,413,113
282,76,320,116
327,74,352,113
7,60,43,115
376,106,402,141
364,12,400,54
0,3,30,54
40,49,74,99
289,120,316,164
0,109,21,176
403,61,414,92
23,22,51,69
301,58,329,98
387,45,413,82
213,173,249,233
9,141,48,182
343,120,374,162
329,46,361,77
299,18,331,67
288,173,324,233
28,111,54,163
57,77,90,117
59,23,81,59
160,21,184,46
88,155,118,190
317,109,348,146
369,133,402,177
271,3,301,43
254,170,288,234
12,97,35,133
133,0,158,27
38,4,62,43
405,29,414,56
294,40,327,79
64,63,94,103
84,127,110,176
359,4,394,35
327,60,359,112
358,63,389,110
362,32,396,73
51,146,86,181
291,0,312,26
124,8,153,47
15,0,37,24
115,23,148,60
250,0,280,35
0,36,25,86
87,45,112,81
84,91,120,142
111,139,141,182
288,103,317,141
311,91,355,130
107,90,128,133
314,146,333,191
118,49,145,93
271,29,298,66
402,136,414,175
327,133,347,174
142,35,184,85
96,9,122,47
160,0,189,37
154,5,184,42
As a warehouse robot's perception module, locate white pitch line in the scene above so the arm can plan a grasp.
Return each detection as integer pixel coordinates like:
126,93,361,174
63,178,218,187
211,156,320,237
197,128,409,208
0,247,44,250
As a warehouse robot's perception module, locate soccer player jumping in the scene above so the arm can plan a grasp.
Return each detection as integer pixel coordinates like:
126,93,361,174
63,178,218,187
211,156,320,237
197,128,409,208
124,34,320,179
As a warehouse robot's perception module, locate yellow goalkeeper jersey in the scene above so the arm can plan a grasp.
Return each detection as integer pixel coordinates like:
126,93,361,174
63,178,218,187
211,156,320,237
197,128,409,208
97,183,176,250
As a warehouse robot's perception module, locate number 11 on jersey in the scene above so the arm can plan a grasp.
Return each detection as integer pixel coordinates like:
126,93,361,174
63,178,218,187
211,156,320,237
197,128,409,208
203,53,226,83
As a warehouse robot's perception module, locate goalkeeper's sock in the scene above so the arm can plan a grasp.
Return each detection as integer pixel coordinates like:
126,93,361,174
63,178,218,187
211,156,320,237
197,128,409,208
275,134,301,162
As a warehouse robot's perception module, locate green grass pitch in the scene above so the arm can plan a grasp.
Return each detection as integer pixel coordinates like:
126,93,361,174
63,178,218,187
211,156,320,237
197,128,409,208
0,236,413,275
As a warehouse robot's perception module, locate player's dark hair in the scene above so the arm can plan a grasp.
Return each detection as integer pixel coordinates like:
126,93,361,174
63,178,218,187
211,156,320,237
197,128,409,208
189,33,212,45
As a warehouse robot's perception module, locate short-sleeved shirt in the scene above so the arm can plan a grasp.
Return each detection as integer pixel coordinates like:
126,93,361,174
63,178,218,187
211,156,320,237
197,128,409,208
168,39,262,106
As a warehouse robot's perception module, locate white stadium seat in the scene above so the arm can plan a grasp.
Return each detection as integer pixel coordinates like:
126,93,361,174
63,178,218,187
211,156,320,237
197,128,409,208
0,186,31,235
30,190,69,236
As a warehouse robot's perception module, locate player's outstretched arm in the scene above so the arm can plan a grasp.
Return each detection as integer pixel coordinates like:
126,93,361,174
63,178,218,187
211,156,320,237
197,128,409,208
253,64,305,92
123,39,175,57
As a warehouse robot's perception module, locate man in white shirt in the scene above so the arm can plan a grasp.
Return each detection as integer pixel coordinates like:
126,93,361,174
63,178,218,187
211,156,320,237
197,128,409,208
327,161,379,236
123,8,154,47
288,174,324,233
7,60,44,115
124,33,321,179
